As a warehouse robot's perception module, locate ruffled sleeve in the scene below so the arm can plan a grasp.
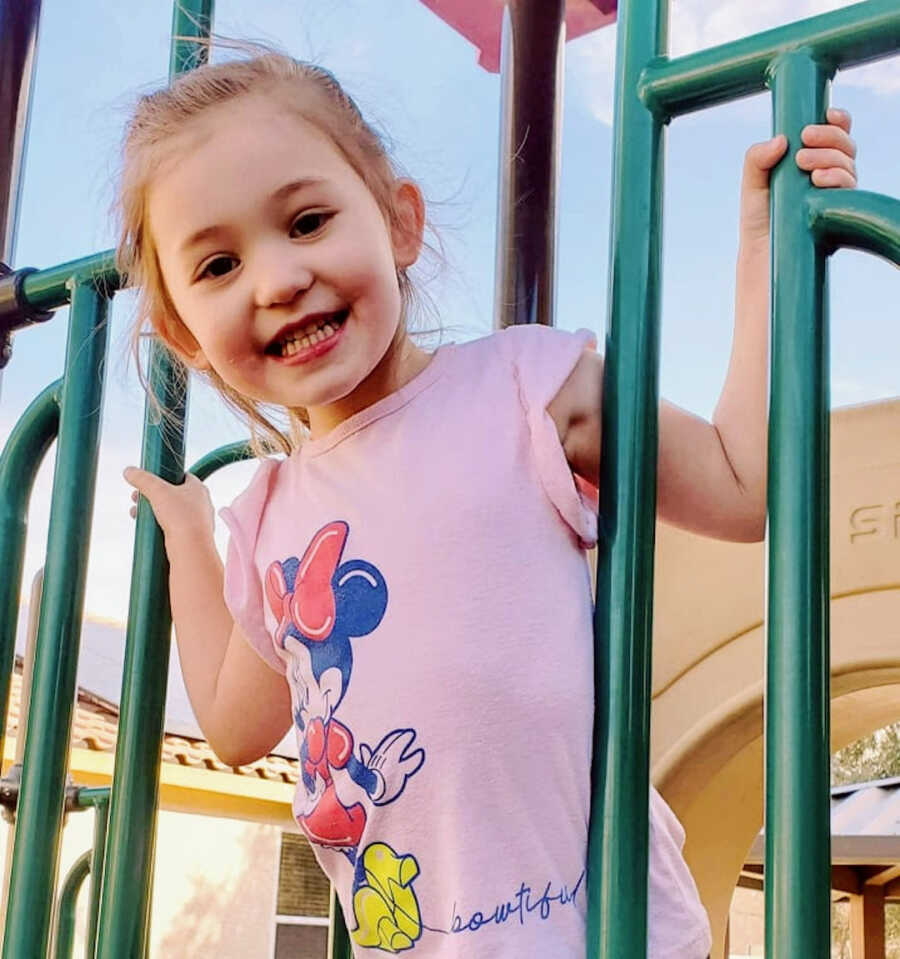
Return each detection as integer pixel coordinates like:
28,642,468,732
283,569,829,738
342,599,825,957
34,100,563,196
218,458,286,674
502,323,600,549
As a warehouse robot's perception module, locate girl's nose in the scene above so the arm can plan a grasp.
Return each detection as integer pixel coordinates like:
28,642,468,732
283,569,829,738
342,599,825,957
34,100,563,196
253,249,314,309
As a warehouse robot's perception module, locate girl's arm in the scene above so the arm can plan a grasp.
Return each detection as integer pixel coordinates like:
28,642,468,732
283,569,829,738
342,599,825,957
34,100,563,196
124,468,292,766
550,110,857,543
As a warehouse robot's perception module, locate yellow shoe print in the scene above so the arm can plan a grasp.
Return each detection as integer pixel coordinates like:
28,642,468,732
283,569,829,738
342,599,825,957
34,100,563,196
351,843,422,952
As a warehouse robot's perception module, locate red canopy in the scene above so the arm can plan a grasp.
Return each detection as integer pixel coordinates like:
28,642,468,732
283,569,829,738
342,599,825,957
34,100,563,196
417,0,617,72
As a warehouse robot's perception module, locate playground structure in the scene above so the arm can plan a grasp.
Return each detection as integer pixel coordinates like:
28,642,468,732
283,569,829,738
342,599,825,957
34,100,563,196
652,399,900,957
0,1,899,958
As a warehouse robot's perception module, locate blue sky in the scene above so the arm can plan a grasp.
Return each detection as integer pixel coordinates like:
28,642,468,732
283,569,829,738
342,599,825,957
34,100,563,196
2,0,899,627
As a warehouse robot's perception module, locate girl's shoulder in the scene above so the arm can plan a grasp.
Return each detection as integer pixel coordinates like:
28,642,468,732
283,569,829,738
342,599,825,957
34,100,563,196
452,324,597,405
452,323,596,374
218,456,286,545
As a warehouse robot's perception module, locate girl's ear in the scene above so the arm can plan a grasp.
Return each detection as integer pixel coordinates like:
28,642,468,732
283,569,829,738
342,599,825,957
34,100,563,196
391,180,426,269
154,313,211,371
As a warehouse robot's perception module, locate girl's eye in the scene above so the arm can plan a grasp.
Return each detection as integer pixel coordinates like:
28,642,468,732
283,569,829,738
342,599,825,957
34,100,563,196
290,211,331,237
198,255,239,281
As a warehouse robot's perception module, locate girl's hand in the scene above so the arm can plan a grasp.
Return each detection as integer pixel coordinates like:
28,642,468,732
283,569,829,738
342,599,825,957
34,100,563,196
740,107,857,247
124,467,215,545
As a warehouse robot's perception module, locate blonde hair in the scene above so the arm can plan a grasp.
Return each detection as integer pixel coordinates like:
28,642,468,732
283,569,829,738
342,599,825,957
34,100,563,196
117,51,432,456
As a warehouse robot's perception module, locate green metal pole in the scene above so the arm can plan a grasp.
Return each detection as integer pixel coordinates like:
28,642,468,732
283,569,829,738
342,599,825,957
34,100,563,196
765,51,831,959
0,379,60,765
94,4,212,957
587,0,667,955
2,282,110,959
52,852,91,959
327,889,353,959
84,796,108,959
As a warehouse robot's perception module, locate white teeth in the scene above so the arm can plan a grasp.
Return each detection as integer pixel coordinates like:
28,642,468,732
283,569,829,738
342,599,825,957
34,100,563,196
274,313,344,357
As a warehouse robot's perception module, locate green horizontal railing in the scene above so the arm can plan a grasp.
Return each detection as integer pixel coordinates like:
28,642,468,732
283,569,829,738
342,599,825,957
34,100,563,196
639,0,900,116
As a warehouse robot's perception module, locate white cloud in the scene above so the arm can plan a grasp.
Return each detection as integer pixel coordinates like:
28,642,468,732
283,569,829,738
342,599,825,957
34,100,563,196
571,0,898,126
568,25,618,127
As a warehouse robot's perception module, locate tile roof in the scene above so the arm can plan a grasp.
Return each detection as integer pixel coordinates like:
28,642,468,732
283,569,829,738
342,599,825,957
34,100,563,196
4,662,299,786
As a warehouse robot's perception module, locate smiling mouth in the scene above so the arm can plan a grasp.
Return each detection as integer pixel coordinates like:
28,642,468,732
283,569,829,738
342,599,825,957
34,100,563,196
266,309,349,358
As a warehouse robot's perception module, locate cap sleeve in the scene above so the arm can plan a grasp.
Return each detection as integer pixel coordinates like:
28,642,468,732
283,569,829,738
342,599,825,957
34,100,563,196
218,458,286,674
502,324,599,549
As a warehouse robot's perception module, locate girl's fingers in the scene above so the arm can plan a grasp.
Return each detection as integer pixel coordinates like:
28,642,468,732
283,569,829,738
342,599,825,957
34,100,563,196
746,134,788,170
123,465,176,499
801,123,856,157
811,167,857,189
795,147,856,176
130,506,137,519
743,135,788,197
826,106,852,134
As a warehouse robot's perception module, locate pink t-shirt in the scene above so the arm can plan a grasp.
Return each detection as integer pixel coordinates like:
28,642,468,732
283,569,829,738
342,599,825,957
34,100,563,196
221,325,712,959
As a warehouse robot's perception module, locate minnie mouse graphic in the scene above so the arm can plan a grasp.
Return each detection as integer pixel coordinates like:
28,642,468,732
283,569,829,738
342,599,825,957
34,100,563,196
265,520,426,952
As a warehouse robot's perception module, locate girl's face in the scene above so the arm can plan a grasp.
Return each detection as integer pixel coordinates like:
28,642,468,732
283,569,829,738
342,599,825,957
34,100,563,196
148,94,427,437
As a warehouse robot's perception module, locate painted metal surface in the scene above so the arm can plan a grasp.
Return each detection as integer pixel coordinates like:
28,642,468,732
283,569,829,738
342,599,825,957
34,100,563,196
765,51,832,959
494,0,565,329
0,380,59,766
586,0,666,954
189,440,254,481
19,251,119,311
640,0,900,118
48,790,109,959
53,852,91,959
416,0,615,73
0,0,41,259
94,5,213,955
328,888,353,959
807,189,900,266
84,793,109,959
2,283,110,958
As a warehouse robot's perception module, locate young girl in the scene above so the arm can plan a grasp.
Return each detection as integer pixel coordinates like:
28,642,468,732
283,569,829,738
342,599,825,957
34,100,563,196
121,54,857,958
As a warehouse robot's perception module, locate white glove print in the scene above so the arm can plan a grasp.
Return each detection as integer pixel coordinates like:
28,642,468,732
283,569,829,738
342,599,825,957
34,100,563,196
360,729,425,806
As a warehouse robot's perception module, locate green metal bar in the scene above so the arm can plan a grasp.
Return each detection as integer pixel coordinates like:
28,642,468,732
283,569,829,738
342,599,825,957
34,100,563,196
0,379,60,764
19,251,119,313
189,440,253,482
93,359,184,957
327,889,352,959
2,282,110,959
53,851,91,959
85,798,108,959
73,787,110,809
765,52,832,959
587,0,666,955
94,4,212,957
640,0,900,118
807,189,900,266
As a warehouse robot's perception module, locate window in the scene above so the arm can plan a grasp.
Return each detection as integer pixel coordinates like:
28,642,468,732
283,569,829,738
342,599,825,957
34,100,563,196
274,832,331,959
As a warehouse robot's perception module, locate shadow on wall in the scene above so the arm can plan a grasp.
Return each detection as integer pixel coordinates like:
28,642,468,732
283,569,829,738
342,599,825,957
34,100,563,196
156,824,277,958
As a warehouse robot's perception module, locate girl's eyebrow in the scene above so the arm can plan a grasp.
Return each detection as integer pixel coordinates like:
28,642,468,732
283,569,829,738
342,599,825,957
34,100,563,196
271,176,327,204
178,177,328,256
